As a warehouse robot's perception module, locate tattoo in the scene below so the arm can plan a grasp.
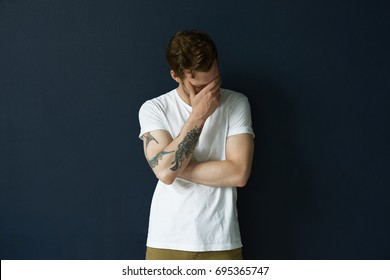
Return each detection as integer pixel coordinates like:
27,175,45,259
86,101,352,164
143,132,159,148
148,150,175,168
170,126,202,171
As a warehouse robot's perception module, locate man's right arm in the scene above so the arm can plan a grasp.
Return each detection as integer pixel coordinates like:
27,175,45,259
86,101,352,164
142,117,205,185
141,77,221,185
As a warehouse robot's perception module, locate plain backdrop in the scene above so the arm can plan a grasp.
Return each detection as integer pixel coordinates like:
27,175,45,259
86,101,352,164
1,0,389,259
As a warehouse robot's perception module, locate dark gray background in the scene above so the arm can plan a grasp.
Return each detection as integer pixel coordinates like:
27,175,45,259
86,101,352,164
1,0,389,259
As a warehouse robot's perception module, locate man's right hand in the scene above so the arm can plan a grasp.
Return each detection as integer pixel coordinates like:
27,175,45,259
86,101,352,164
188,76,221,122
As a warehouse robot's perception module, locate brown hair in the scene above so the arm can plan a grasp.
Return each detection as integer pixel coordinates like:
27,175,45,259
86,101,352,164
166,30,218,79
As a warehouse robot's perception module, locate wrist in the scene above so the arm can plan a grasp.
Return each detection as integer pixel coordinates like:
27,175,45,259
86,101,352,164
187,113,206,127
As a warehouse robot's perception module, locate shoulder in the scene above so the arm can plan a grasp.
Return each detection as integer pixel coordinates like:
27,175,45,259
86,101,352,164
220,88,250,108
139,89,176,113
221,88,248,101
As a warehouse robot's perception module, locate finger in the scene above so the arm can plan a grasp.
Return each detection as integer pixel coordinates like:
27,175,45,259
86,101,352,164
200,75,221,94
210,74,220,82
210,76,222,91
212,82,222,95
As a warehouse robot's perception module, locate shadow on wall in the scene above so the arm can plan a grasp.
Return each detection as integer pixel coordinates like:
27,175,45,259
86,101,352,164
224,72,313,260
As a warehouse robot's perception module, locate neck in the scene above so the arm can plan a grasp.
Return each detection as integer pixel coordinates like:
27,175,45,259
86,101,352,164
176,84,191,106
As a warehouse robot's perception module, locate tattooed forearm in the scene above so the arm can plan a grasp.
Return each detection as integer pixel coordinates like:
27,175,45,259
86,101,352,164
170,126,202,171
148,150,175,168
143,132,159,149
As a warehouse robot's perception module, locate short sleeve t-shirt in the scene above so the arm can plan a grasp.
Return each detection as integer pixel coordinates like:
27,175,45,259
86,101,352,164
138,88,254,251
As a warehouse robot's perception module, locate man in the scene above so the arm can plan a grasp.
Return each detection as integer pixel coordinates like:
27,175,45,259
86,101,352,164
138,30,254,260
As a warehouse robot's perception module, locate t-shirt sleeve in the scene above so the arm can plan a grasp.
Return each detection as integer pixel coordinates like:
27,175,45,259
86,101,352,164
227,94,255,138
138,100,167,140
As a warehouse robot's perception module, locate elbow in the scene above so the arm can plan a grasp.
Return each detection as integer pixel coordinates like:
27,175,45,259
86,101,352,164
156,170,176,185
234,169,251,188
160,177,175,185
235,177,248,188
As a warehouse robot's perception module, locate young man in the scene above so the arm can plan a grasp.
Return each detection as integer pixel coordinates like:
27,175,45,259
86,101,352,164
138,30,254,260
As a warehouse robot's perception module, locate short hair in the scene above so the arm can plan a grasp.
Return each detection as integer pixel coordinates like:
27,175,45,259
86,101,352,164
166,30,218,79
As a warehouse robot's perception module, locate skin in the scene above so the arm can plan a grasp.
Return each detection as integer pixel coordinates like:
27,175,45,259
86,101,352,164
142,60,254,187
173,60,221,107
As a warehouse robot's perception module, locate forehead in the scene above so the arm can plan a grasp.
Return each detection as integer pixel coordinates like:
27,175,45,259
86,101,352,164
184,61,219,86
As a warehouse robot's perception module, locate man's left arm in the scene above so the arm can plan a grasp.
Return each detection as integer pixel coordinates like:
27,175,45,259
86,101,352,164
179,133,254,187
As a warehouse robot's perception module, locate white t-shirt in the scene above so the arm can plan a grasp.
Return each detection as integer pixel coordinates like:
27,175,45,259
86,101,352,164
138,88,254,251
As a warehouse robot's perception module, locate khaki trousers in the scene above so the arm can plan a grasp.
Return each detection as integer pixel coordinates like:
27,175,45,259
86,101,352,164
146,247,243,260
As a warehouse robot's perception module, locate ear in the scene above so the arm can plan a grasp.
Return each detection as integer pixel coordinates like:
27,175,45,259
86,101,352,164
170,70,181,84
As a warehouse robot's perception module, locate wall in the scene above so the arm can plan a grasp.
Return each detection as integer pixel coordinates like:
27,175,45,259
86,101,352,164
1,0,389,259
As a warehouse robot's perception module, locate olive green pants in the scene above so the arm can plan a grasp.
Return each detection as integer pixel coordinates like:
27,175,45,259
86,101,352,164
146,247,243,260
